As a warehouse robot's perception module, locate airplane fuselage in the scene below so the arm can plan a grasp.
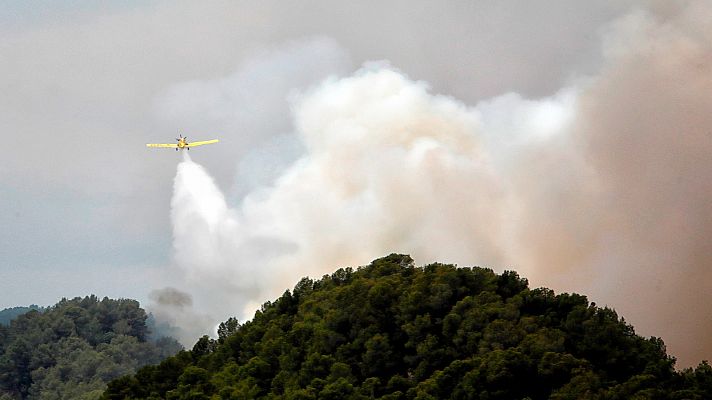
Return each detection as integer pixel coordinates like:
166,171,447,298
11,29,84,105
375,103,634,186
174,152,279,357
146,136,218,151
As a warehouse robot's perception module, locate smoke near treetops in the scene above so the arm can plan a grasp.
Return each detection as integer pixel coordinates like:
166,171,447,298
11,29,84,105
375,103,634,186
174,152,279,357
150,3,712,368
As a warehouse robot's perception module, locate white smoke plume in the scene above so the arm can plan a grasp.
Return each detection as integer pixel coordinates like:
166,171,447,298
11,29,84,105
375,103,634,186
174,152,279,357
167,66,509,330
160,2,712,368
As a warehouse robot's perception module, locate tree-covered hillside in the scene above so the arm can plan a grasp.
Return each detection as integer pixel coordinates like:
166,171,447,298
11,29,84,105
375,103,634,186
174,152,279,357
0,307,44,327
104,254,712,399
0,296,182,400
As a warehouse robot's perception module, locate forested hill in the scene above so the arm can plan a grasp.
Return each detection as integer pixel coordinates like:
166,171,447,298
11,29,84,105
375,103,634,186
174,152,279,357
0,296,182,400
0,306,44,326
104,254,712,399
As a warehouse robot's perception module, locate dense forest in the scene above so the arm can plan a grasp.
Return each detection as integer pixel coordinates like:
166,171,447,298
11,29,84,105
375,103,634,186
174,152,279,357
102,254,712,399
0,296,182,400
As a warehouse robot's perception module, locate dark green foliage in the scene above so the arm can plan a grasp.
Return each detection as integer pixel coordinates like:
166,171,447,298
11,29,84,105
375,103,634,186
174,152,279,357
103,254,712,399
0,296,182,400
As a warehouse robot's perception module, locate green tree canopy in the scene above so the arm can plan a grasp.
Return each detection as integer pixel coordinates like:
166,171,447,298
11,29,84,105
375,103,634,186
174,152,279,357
0,296,182,400
103,255,712,399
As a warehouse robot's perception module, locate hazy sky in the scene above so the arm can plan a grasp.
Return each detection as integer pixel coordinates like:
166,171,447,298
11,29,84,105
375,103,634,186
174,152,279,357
3,1,711,367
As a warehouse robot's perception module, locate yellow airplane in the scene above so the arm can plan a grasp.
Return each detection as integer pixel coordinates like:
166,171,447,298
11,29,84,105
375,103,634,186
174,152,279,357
146,134,219,151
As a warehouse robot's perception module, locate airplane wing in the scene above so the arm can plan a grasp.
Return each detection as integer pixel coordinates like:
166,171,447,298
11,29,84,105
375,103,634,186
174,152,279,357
187,139,219,147
146,143,178,148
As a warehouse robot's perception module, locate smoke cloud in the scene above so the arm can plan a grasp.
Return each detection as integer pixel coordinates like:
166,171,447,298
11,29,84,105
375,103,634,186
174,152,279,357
149,287,192,309
569,3,712,367
148,285,212,345
167,67,508,330
158,2,712,368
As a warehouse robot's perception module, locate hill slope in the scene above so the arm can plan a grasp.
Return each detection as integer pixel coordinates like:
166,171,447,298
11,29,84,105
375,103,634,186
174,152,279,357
103,254,712,399
0,296,181,400
0,306,44,326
